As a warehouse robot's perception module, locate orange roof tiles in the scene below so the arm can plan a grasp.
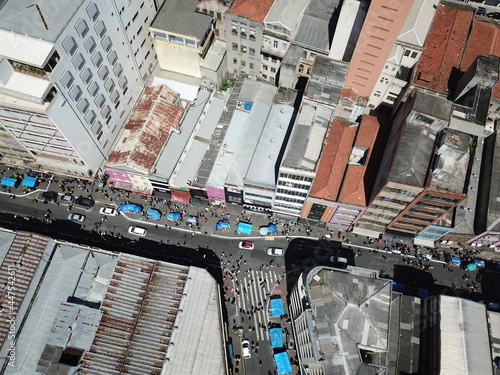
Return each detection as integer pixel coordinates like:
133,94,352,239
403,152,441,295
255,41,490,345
462,20,500,71
341,87,358,102
107,85,185,174
229,0,275,22
413,5,474,93
309,118,357,201
338,115,380,206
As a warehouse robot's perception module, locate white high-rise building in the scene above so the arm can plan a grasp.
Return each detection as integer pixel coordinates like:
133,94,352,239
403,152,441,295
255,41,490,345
0,0,164,176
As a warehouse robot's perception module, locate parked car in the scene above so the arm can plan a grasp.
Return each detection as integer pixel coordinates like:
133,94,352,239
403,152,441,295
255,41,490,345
477,6,487,16
128,226,147,236
99,207,118,216
68,213,86,223
329,256,348,269
41,191,58,202
75,196,95,209
267,247,284,256
59,194,75,204
239,241,254,250
487,12,500,19
241,339,251,359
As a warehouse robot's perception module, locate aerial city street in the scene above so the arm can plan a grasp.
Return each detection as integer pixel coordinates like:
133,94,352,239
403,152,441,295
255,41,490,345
0,0,499,374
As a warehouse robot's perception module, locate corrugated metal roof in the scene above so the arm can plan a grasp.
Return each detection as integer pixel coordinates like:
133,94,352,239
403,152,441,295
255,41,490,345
107,85,185,175
439,295,494,375
264,0,310,32
80,255,225,375
0,231,50,350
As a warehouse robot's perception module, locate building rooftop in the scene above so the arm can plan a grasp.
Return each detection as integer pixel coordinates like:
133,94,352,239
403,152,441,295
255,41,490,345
304,266,392,374
107,85,185,175
439,295,494,375
413,4,474,93
151,0,213,41
309,118,357,201
292,0,341,53
338,115,381,206
397,0,439,47
0,0,81,43
264,0,309,32
153,88,228,188
229,0,275,23
281,99,333,171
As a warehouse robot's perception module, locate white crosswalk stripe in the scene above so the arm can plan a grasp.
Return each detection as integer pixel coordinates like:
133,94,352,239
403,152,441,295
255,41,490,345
234,269,280,342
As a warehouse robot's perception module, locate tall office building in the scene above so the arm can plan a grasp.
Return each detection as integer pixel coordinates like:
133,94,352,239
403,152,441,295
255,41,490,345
0,0,164,176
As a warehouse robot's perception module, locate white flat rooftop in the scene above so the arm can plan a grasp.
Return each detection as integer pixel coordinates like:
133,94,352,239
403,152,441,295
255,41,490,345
0,30,55,67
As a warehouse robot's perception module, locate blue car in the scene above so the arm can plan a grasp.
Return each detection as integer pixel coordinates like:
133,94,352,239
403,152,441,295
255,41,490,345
119,203,143,213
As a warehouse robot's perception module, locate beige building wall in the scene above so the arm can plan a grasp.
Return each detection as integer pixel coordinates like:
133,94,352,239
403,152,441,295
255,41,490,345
344,0,415,98
153,36,202,78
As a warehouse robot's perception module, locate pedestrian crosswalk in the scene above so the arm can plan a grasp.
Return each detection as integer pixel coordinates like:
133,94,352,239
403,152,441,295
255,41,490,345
232,269,281,341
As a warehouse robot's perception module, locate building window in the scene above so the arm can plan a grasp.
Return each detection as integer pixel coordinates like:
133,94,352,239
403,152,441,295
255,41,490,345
282,43,287,52
271,67,276,73
60,71,74,89
232,42,238,50
94,21,106,38
88,81,98,96
113,64,123,78
249,47,255,55
404,50,411,57
75,19,89,37
262,65,268,70
77,98,89,113
387,95,397,102
262,74,267,79
241,60,246,67
411,51,418,58
85,110,96,125
309,53,316,61
86,3,99,21
233,58,238,64
217,12,221,20
101,36,112,52
95,94,105,108
62,37,77,56
241,45,247,53
107,51,118,65
80,68,92,84
273,40,278,49
91,52,103,68
84,36,96,53
249,63,254,69
98,65,109,80
105,79,115,93
72,54,85,71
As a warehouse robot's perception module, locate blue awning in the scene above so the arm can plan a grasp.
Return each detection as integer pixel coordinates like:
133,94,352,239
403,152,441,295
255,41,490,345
274,352,292,375
270,328,284,348
450,256,461,264
0,177,17,187
474,260,485,268
237,222,252,234
216,221,230,230
119,203,143,213
146,208,161,220
417,288,430,298
21,176,37,187
167,212,182,220
270,298,285,317
392,282,406,293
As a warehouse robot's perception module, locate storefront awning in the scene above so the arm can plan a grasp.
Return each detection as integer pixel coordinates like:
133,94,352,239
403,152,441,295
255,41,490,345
21,176,37,187
274,352,292,375
269,298,285,317
171,189,191,204
270,328,283,348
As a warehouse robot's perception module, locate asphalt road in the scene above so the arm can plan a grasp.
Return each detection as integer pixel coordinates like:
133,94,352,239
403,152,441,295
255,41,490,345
1,188,500,375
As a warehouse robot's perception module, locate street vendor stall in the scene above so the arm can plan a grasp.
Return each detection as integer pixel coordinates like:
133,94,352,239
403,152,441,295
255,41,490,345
0,177,18,187
167,212,182,221
216,221,230,231
274,352,292,375
237,222,252,235
146,208,161,220
269,297,285,317
21,176,37,188
270,328,284,348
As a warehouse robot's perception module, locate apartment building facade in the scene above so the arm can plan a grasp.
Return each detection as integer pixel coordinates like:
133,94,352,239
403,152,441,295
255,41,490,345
0,0,162,176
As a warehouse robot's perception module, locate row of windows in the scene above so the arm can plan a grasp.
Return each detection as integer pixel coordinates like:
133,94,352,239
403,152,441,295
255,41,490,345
384,186,419,197
408,207,442,217
370,204,400,214
415,201,449,211
231,43,256,55
377,196,409,206
364,211,394,220
279,174,314,183
273,202,301,211
276,189,307,197
262,65,277,73
277,180,310,190
274,196,305,204
390,225,419,234
423,194,460,204
402,214,435,223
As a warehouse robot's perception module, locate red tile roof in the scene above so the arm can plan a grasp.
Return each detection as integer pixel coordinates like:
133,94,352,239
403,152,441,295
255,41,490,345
341,87,358,102
309,118,357,201
107,85,185,174
413,5,474,93
229,0,275,22
338,115,380,206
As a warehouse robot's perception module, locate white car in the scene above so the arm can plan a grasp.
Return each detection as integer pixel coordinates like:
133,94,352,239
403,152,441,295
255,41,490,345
128,226,147,236
267,247,284,256
99,207,118,216
239,241,254,250
241,339,251,359
68,213,86,223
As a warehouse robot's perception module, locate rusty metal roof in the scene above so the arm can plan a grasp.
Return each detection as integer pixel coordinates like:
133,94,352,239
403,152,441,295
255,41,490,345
0,231,50,350
107,85,185,175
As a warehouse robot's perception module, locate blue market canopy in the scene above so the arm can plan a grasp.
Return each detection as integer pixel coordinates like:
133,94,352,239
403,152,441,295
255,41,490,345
450,256,461,264
119,203,143,213
237,222,253,235
21,176,37,187
268,224,277,232
466,263,477,271
274,352,292,375
187,216,198,223
270,328,284,348
146,208,161,220
216,221,230,230
167,212,182,220
0,177,17,187
392,282,406,293
474,260,485,268
270,298,285,317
